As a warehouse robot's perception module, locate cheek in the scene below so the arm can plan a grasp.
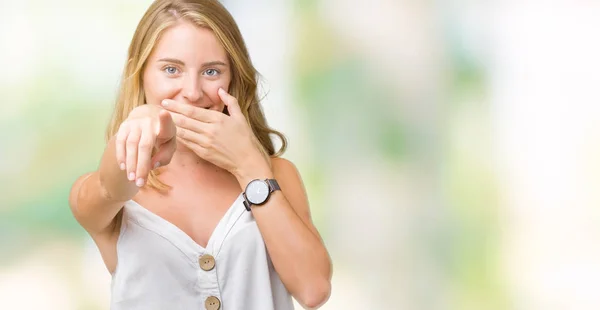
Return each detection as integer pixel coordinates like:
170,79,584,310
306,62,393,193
202,80,229,104
143,72,180,105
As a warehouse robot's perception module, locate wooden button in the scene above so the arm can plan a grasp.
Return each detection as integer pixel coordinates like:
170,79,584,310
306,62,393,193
205,296,221,310
199,254,215,271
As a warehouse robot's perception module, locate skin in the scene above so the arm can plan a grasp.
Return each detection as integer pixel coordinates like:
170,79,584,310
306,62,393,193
69,21,332,309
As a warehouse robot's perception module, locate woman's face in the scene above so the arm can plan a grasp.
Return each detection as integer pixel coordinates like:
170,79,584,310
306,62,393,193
143,21,231,112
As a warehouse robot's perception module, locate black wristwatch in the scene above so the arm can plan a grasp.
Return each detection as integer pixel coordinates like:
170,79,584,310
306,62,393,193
242,179,280,211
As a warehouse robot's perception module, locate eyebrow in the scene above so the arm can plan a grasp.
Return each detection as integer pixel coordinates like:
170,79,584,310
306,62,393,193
157,58,227,67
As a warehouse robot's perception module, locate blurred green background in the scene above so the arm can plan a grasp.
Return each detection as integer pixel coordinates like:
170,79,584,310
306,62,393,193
1,0,600,309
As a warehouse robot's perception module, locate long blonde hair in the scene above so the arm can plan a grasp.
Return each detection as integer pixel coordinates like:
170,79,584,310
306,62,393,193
106,0,287,191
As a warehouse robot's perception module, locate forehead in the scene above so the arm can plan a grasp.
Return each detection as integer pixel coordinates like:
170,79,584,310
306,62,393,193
149,21,228,64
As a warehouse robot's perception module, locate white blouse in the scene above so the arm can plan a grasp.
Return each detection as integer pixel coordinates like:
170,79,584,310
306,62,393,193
110,193,294,310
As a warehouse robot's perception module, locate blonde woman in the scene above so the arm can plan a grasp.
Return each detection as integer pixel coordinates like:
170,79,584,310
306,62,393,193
68,0,332,309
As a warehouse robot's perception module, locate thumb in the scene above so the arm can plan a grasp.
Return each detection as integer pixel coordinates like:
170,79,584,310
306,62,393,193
151,137,176,169
218,88,243,118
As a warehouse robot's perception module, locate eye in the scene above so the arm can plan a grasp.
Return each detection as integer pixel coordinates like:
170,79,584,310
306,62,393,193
204,68,220,77
163,66,180,76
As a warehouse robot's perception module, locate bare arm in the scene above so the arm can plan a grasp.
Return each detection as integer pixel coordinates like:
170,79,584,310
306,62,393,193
68,136,139,235
235,157,332,309
69,105,176,235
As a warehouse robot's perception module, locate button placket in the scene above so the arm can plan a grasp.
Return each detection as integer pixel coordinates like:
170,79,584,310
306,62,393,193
197,252,222,309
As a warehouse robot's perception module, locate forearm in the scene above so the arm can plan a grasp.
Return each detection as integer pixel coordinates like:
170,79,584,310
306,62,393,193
97,135,139,201
71,136,137,234
235,165,332,308
255,192,331,305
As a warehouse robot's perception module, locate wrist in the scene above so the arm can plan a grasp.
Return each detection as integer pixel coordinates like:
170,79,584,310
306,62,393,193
234,158,274,188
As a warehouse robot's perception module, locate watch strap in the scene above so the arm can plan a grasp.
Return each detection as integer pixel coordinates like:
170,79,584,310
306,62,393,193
243,193,252,211
266,179,281,192
243,179,280,212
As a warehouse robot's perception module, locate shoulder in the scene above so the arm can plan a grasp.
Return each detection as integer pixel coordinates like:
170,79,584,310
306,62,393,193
270,157,300,177
269,157,306,189
269,156,308,206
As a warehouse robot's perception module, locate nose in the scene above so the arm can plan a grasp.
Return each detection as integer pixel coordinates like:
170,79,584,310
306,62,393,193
182,73,203,104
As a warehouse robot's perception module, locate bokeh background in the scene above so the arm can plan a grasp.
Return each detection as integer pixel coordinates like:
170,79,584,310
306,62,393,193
1,0,600,309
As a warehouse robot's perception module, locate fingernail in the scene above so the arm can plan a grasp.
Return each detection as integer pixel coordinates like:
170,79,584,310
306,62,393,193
161,100,169,107
128,172,135,181
154,162,161,169
120,163,126,170
136,178,145,187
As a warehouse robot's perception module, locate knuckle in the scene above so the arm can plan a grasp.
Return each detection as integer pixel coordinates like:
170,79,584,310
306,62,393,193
138,141,153,150
185,105,194,116
206,135,215,144
116,130,128,140
118,122,128,131
142,117,152,127
126,138,139,146
202,138,213,148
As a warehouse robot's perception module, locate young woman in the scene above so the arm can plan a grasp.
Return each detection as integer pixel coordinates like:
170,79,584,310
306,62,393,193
68,1,332,309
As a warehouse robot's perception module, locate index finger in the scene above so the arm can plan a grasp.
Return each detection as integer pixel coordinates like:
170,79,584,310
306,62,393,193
157,109,176,140
160,99,222,123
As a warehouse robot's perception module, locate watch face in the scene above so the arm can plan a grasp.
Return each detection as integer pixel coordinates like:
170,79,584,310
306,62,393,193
246,180,269,205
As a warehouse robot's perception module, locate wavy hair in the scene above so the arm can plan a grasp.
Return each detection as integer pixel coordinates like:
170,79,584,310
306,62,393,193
106,0,287,191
